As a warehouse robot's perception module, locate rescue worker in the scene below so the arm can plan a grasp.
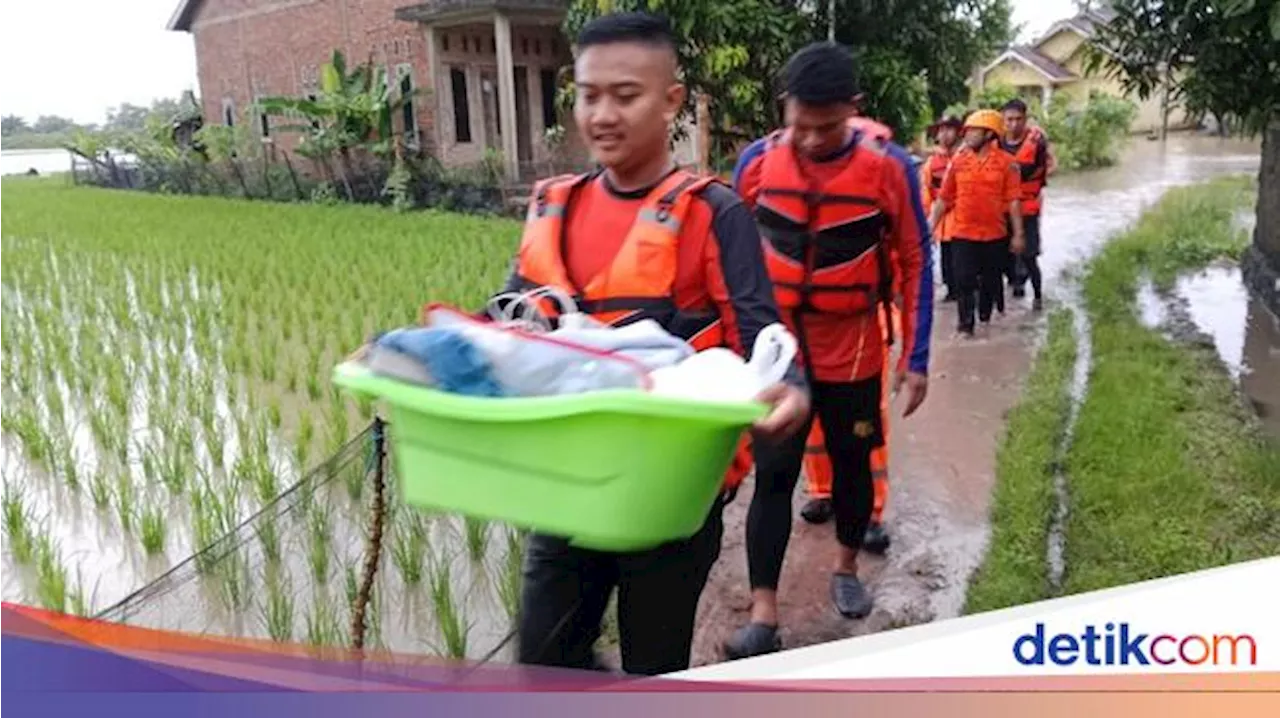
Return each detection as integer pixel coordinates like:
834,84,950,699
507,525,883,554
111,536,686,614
501,12,810,676
928,110,1024,338
726,42,932,659
1001,99,1056,312
797,113,909,555
921,115,964,302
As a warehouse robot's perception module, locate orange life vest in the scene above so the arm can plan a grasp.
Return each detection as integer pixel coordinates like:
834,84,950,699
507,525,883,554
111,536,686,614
924,147,955,241
513,168,727,351
1007,126,1047,215
512,168,753,492
753,128,896,347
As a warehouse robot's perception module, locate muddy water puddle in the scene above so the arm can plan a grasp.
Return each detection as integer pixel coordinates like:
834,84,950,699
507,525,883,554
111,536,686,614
1165,266,1280,440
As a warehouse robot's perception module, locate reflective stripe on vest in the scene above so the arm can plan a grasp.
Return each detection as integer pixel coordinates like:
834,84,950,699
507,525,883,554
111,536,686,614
1009,127,1046,215
513,169,726,351
754,129,895,337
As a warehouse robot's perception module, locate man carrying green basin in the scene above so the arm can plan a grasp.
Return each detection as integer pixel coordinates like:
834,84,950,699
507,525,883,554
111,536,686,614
492,12,810,675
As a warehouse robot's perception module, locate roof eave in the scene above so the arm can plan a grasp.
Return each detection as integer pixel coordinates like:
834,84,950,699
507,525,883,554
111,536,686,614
980,50,1075,84
167,0,200,32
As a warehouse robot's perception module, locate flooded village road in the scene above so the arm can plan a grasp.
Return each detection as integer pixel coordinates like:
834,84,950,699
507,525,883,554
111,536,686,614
688,133,1271,670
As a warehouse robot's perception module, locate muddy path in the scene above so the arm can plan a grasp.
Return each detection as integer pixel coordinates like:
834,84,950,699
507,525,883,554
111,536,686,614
688,133,1264,666
690,307,1041,665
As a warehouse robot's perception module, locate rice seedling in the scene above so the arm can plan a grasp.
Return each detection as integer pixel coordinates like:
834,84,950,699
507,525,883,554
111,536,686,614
267,398,282,429
255,513,281,564
57,443,80,492
364,587,384,650
429,561,470,659
114,471,135,533
206,418,226,470
344,560,359,607
496,528,525,621
306,372,322,401
261,571,294,642
463,517,489,563
391,514,428,586
343,459,365,502
304,592,342,648
191,485,224,573
140,502,167,555
2,482,34,564
156,441,190,497
89,468,111,510
216,546,251,611
68,568,97,617
35,532,68,613
308,501,332,583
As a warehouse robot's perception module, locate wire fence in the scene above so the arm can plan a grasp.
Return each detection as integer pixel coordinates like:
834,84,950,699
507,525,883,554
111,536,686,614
95,418,525,661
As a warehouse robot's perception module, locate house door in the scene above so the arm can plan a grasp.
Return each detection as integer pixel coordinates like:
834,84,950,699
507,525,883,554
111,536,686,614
514,66,533,170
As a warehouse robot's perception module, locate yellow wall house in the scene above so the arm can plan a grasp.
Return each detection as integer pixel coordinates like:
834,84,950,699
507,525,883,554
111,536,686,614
973,7,1195,134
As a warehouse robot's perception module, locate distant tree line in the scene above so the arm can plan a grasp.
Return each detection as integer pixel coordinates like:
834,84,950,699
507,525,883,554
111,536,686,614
2,97,194,150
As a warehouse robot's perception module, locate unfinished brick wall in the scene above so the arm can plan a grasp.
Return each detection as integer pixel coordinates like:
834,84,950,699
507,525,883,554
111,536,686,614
187,0,432,158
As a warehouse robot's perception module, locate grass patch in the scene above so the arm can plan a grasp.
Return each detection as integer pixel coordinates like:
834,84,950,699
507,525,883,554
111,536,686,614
1064,174,1280,594
965,309,1078,614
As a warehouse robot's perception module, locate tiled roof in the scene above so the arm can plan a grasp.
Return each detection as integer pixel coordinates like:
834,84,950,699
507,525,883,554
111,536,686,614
1009,46,1078,81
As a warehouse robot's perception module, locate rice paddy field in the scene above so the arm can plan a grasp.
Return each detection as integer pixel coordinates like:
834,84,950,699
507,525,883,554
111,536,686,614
0,177,527,657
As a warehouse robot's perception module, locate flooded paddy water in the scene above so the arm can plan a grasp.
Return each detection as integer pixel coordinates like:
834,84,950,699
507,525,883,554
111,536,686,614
1,188,520,661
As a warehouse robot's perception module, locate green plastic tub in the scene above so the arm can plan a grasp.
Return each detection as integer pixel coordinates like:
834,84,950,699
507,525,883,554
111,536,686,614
332,361,767,551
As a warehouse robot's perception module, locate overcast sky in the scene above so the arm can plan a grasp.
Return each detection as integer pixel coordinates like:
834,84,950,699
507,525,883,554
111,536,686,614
0,0,1078,126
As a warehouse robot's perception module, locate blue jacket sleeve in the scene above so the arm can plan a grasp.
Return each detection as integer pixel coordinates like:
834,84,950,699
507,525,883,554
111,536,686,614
731,139,768,195
887,141,933,375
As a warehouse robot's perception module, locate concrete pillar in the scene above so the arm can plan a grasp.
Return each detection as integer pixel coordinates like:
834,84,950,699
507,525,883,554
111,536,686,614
493,11,520,181
1041,84,1053,113
422,25,442,153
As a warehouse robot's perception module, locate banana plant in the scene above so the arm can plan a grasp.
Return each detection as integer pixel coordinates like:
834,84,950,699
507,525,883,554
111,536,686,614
260,50,429,198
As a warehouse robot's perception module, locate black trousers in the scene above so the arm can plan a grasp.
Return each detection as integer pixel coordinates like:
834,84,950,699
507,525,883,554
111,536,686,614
517,495,726,675
1007,215,1043,299
746,377,883,590
940,241,956,297
953,238,1010,333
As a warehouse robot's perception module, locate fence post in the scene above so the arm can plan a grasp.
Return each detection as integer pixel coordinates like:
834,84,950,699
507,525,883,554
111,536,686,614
350,417,388,652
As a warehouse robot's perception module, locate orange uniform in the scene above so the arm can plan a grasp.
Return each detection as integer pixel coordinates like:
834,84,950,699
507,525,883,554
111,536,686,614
939,144,1021,241
803,303,899,522
1005,126,1049,217
736,127,928,382
921,146,956,241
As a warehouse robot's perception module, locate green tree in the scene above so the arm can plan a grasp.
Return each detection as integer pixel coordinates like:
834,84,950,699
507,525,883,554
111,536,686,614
1087,0,1280,136
1086,0,1280,276
563,0,813,152
563,1,1011,150
32,115,77,134
104,103,152,133
2,115,30,136
828,0,1016,118
854,47,933,142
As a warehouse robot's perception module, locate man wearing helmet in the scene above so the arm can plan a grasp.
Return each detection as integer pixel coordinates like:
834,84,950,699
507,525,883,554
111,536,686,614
927,109,1023,337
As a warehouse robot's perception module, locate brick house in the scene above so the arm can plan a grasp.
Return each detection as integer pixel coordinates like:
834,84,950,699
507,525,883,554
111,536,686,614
166,0,701,180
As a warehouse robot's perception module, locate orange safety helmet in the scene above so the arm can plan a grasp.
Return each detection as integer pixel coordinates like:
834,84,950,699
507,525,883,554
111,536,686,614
963,109,1005,137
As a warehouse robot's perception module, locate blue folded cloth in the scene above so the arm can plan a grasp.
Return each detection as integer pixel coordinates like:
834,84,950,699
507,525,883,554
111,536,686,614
375,327,505,398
